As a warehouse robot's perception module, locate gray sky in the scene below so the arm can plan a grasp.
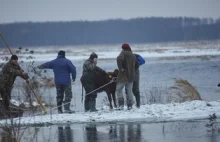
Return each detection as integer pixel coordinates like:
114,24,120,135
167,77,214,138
0,0,220,23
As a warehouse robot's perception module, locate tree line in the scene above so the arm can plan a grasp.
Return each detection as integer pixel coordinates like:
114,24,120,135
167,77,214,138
0,17,220,47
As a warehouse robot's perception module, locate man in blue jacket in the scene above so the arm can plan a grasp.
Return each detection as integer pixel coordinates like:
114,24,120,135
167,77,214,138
38,50,76,114
133,54,145,108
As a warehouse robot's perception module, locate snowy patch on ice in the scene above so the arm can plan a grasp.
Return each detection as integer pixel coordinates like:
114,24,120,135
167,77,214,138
1,100,220,126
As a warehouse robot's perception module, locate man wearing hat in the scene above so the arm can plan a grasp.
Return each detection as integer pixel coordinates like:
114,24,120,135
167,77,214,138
0,55,29,110
116,43,139,110
81,52,106,112
38,50,76,114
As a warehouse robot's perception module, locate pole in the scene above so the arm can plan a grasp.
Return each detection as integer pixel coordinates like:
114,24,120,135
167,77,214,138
0,33,14,55
26,80,47,114
0,33,47,114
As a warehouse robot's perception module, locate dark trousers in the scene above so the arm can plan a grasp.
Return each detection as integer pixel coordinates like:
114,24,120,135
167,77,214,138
81,77,97,112
133,69,140,107
56,84,72,112
0,87,12,110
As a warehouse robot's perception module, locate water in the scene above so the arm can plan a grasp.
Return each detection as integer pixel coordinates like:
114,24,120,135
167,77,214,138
0,120,216,142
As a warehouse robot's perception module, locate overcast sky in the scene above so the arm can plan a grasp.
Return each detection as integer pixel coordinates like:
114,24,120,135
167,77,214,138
0,0,220,23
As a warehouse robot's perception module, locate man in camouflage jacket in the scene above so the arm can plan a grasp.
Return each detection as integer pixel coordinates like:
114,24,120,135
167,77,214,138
81,52,106,112
0,55,28,109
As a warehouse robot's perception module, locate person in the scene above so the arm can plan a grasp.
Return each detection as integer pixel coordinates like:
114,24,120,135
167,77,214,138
0,55,29,110
116,43,139,110
132,54,145,108
81,52,106,112
38,50,76,114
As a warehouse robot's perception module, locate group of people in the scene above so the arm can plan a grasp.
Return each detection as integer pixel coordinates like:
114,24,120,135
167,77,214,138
0,43,145,114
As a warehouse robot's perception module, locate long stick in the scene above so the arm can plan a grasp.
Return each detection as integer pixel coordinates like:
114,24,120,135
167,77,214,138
0,33,14,55
0,33,47,114
26,80,47,114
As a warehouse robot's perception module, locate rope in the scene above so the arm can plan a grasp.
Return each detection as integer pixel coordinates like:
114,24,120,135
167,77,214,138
84,77,117,96
1,77,118,122
33,77,117,115
81,77,117,103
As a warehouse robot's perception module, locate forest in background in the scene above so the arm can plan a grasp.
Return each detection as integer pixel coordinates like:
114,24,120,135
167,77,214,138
0,17,220,47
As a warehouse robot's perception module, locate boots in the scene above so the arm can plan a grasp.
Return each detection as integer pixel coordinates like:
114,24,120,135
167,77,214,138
135,95,140,108
118,99,124,110
127,100,133,110
89,97,97,112
57,99,63,114
64,102,75,114
84,96,90,112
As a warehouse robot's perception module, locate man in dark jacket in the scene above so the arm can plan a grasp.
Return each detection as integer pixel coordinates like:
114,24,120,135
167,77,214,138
38,50,76,114
133,54,145,108
0,55,29,110
81,52,106,112
116,43,139,110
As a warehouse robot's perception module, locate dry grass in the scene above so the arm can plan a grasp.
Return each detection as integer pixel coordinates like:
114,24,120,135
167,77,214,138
169,79,202,102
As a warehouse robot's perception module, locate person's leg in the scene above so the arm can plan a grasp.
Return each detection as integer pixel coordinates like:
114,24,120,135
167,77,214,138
56,85,64,113
64,84,74,113
83,82,96,112
89,94,97,112
125,82,134,109
133,80,140,108
3,88,11,110
133,70,140,108
84,95,90,112
115,82,126,109
88,83,97,112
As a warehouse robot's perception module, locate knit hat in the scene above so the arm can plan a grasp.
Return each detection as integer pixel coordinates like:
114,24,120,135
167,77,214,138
89,52,98,60
58,50,65,56
11,55,18,60
122,43,131,51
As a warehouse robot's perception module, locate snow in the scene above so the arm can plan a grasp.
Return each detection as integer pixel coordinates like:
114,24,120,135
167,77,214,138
1,100,220,126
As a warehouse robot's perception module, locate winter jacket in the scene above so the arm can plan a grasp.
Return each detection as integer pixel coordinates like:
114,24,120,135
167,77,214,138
0,61,27,89
39,55,76,85
81,59,105,83
117,50,139,82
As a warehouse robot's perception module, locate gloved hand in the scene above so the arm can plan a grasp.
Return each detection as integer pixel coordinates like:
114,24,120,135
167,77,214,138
218,83,220,87
22,72,29,80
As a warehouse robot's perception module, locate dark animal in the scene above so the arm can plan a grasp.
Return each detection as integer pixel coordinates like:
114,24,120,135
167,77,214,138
81,69,119,109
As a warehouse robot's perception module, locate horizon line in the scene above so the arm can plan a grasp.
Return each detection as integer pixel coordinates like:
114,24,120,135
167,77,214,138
0,16,219,25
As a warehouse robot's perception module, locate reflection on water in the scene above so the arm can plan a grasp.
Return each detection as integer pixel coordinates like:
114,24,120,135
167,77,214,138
0,130,16,142
10,121,220,142
58,125,73,142
83,123,143,142
84,124,98,142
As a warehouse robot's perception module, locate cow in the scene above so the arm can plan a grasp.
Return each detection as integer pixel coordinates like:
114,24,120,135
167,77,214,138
81,69,119,109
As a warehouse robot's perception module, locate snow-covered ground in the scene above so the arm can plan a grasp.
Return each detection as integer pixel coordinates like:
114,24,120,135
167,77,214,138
0,100,220,126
